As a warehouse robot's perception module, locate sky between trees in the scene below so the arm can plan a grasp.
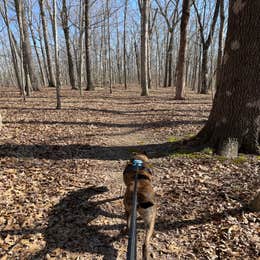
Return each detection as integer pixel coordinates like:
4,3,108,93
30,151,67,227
0,0,228,95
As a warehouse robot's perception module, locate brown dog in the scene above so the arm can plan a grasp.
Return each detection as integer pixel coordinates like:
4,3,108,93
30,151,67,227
123,153,156,260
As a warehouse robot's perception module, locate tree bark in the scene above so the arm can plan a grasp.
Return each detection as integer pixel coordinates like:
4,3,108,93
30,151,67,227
147,8,157,89
85,0,94,91
167,31,174,87
15,0,40,92
134,40,140,84
155,26,161,88
216,0,225,88
200,46,209,94
1,1,23,94
106,0,112,94
123,0,128,89
140,0,150,96
28,21,46,87
37,23,49,86
61,0,76,89
77,0,84,94
39,0,55,87
163,33,169,88
197,1,260,157
116,13,122,84
175,0,191,99
52,0,61,109
147,35,152,89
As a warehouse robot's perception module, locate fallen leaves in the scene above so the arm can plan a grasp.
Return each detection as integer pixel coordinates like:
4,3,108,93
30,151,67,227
0,87,259,259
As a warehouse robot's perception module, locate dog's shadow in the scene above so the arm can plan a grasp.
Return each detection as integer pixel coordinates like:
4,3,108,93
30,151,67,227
32,186,123,260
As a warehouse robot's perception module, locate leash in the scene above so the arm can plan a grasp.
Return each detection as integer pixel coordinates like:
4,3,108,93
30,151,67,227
126,159,143,260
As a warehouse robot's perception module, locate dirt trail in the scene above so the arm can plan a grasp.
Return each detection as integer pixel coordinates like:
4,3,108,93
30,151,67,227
0,87,259,259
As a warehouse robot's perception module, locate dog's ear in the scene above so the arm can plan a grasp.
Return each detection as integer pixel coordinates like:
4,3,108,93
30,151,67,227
132,150,148,156
129,149,139,156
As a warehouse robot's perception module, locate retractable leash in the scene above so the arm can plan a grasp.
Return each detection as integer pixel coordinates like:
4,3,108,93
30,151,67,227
126,159,143,260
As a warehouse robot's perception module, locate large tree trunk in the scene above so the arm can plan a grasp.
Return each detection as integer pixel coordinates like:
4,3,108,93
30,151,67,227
61,0,76,89
39,0,55,87
197,1,260,158
175,0,191,99
216,0,225,88
140,0,150,96
85,0,94,91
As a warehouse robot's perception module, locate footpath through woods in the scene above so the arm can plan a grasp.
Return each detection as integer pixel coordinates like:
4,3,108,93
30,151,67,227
0,86,259,259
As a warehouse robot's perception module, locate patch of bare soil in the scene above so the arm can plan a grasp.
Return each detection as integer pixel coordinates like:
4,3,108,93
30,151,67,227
0,86,259,259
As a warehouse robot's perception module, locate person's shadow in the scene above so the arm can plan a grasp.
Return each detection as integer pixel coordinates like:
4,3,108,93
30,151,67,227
31,186,124,260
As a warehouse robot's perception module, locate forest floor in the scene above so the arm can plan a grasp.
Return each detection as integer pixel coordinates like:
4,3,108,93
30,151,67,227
0,86,259,260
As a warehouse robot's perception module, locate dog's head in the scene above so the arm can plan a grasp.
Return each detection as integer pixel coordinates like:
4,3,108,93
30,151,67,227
132,151,149,162
123,151,152,186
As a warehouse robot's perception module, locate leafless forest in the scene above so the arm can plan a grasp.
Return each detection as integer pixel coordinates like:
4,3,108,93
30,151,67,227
0,0,226,98
0,1,259,259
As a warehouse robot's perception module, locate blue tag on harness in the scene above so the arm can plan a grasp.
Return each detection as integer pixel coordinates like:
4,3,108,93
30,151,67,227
132,159,143,169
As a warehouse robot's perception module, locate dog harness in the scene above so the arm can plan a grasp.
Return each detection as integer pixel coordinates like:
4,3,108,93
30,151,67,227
123,159,153,181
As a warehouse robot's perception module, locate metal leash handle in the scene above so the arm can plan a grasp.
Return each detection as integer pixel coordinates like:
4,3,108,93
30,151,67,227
127,159,143,260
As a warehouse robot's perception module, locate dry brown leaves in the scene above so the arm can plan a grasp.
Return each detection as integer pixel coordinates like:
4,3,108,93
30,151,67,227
0,86,259,259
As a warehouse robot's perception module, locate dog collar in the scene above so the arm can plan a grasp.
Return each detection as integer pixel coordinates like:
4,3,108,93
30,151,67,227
132,159,143,169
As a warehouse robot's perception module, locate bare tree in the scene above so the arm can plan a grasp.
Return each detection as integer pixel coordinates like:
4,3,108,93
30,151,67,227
0,0,24,95
85,0,94,91
193,0,220,94
39,0,55,87
139,0,150,96
134,39,140,84
77,0,84,94
156,0,179,87
196,0,260,157
175,0,191,99
61,0,76,89
147,8,158,89
28,7,47,87
115,13,122,84
52,0,61,109
215,0,225,89
14,0,41,92
106,0,112,94
123,0,128,89
0,0,226,97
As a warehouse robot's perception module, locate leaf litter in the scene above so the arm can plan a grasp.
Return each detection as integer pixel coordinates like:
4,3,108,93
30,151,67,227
0,86,259,259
